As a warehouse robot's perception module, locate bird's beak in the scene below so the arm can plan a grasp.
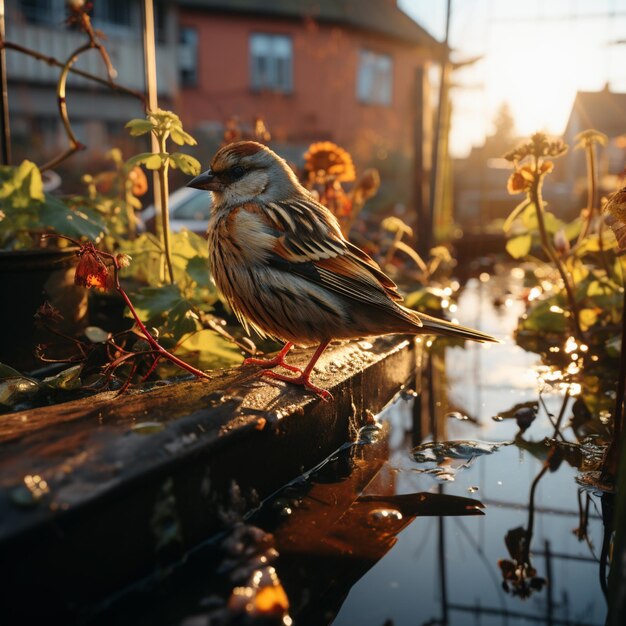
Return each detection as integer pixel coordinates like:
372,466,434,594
187,169,223,191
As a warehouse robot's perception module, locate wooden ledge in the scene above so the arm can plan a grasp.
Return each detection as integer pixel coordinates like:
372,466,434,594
0,336,421,622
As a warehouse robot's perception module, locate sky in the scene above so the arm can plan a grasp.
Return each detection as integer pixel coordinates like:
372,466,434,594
400,0,626,157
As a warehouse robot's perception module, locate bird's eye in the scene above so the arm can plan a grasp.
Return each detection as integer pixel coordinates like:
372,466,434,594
231,165,246,179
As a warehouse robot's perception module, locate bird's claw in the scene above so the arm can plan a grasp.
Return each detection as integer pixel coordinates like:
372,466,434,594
243,355,302,374
259,369,333,402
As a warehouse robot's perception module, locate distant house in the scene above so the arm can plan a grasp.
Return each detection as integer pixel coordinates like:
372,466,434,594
4,0,440,210
561,86,626,204
176,0,442,206
5,0,179,168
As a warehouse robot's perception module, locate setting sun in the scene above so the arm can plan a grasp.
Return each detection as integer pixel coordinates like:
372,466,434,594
402,0,626,155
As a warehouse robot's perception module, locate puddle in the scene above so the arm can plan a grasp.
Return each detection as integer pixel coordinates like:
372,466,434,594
90,267,609,626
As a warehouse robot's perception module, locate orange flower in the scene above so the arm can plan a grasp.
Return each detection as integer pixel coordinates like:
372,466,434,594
507,170,530,195
128,166,148,196
304,141,356,184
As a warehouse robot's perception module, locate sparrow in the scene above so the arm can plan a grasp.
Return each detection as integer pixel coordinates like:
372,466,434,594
188,141,498,401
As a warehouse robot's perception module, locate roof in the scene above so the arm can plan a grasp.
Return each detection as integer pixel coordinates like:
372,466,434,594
564,87,626,138
178,0,442,49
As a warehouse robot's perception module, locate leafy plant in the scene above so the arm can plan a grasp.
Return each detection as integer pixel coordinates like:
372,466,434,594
0,160,105,250
125,109,201,282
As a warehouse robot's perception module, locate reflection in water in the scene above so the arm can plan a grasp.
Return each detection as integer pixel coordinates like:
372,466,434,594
333,268,607,626
91,267,608,626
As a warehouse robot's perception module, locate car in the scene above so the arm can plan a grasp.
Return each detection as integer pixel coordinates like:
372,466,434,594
140,186,212,234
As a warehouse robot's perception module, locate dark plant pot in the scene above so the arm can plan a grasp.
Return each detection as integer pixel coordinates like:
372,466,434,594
0,247,87,372
88,291,133,334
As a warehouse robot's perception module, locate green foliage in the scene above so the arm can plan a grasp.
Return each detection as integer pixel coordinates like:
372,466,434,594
506,234,532,259
0,160,106,250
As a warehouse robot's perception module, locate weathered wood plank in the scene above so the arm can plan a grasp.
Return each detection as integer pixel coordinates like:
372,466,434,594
0,336,421,623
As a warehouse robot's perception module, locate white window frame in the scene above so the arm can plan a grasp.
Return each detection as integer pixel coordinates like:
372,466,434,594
357,49,393,106
249,33,293,94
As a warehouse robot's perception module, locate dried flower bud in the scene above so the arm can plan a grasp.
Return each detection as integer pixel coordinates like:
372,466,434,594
353,168,380,204
34,301,64,329
116,253,132,268
553,229,570,256
574,129,608,150
75,244,114,290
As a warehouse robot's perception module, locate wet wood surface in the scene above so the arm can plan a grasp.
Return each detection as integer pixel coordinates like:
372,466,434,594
0,335,421,623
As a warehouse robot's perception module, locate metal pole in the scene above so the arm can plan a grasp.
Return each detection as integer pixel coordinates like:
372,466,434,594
0,0,12,165
413,66,428,259
428,0,452,252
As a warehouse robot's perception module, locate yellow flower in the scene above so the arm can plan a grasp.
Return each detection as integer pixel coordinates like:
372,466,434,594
304,141,356,183
507,168,532,194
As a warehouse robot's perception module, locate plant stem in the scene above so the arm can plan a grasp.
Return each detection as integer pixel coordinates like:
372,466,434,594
578,143,597,244
530,166,583,341
117,286,208,379
157,133,174,284
0,41,146,106
524,461,550,564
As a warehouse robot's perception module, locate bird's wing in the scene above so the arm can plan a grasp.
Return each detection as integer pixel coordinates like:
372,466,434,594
246,196,420,325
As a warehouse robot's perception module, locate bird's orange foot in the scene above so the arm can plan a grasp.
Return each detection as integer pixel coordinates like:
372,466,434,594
243,355,302,374
259,370,333,402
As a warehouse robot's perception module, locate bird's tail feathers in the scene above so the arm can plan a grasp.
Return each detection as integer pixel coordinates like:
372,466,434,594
406,308,500,343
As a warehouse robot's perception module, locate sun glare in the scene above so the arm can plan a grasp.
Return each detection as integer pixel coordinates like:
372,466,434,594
485,19,608,139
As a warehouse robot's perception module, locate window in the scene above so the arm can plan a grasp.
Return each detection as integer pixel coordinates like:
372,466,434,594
18,0,64,25
179,27,199,87
249,33,293,94
93,0,134,28
357,50,393,106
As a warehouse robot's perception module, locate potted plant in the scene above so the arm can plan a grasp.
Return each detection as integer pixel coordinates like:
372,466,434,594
0,160,105,370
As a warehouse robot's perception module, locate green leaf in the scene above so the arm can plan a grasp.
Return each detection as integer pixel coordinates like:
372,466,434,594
132,284,186,320
521,298,568,333
0,160,44,207
117,233,163,285
167,299,200,338
169,152,201,175
40,195,107,241
506,234,532,259
0,377,40,406
42,365,83,390
579,308,599,332
126,152,164,170
177,329,242,368
521,204,564,235
125,118,156,136
186,255,211,286
85,326,110,343
170,127,197,146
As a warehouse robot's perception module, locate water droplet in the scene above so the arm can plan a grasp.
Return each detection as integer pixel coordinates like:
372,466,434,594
131,421,164,434
446,411,468,421
367,508,403,527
